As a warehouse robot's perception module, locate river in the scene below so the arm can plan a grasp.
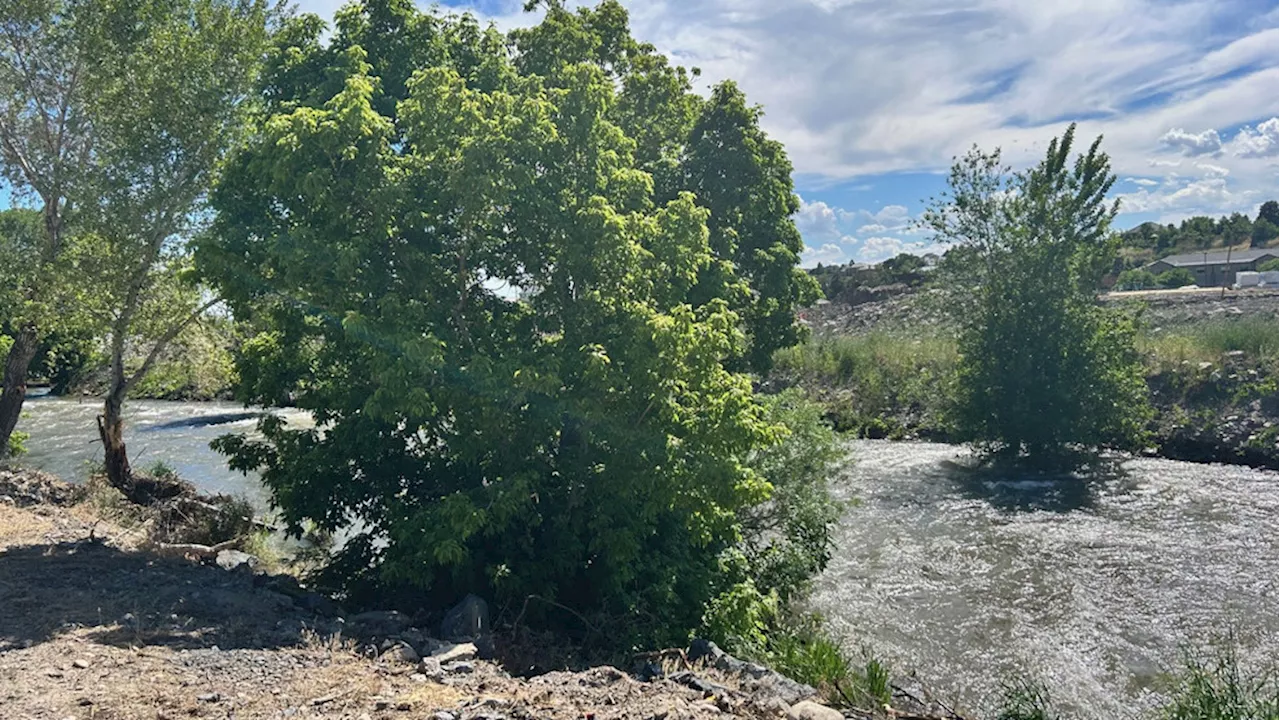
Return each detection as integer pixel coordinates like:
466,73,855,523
14,392,310,507
813,440,1278,717
13,396,1279,715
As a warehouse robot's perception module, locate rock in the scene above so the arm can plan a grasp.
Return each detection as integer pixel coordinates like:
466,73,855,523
444,660,475,674
383,643,420,664
433,642,477,664
347,610,412,638
474,632,497,660
197,692,222,703
72,658,91,669
746,674,817,707
417,657,444,680
637,660,664,681
215,550,257,572
687,639,725,665
440,594,489,641
409,673,427,683
787,701,843,720
431,713,456,720
668,671,716,694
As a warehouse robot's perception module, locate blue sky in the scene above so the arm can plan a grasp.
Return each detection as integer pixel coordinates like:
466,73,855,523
309,0,1275,264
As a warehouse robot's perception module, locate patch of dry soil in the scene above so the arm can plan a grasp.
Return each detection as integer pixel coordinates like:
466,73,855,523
0,475,811,720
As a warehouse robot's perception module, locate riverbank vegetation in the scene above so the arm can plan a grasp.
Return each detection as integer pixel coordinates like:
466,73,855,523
0,0,1274,715
772,314,1279,468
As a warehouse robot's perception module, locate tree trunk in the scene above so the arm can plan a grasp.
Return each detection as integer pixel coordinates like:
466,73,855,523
98,374,132,490
0,328,39,457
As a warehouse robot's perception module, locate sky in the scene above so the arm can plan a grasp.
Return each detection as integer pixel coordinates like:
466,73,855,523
309,0,1276,265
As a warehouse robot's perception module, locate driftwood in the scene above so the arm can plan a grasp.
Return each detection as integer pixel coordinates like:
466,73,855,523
138,537,240,560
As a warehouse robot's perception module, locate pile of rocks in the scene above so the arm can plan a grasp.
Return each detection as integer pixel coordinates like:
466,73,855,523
0,466,76,507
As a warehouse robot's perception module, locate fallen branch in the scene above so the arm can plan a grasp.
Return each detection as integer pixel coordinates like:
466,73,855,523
138,537,239,560
309,687,357,706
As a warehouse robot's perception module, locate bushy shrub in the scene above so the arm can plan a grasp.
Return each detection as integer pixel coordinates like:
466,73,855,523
1116,268,1157,291
736,389,843,604
201,0,816,647
1158,268,1196,288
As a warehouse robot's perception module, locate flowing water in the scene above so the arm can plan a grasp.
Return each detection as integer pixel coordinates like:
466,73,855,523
13,392,309,507
812,440,1278,717
12,397,1279,715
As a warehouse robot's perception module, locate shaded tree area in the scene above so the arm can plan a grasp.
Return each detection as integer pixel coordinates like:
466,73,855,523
198,0,825,645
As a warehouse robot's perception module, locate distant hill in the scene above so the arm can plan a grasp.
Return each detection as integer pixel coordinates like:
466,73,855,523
1112,200,1278,273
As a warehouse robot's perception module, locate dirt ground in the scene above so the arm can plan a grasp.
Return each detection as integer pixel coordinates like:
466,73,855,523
0,474,815,720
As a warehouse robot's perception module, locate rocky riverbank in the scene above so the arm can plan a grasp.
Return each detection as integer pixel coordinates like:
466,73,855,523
780,287,1278,468
0,467,858,720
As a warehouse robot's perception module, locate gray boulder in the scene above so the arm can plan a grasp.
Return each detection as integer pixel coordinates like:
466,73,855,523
214,550,257,572
440,594,489,641
346,610,412,639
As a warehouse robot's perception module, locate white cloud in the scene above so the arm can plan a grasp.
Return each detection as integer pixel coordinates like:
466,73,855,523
854,236,947,263
1228,117,1279,158
1127,178,1160,186
1195,163,1230,178
290,0,1278,220
1117,176,1258,215
857,204,912,232
1160,127,1223,157
800,243,846,267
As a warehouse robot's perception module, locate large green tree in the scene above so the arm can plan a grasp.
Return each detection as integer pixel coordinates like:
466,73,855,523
925,125,1151,462
75,0,271,491
0,0,272,482
199,0,813,641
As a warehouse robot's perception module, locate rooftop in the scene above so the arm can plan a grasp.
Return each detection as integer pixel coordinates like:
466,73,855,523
1153,248,1278,267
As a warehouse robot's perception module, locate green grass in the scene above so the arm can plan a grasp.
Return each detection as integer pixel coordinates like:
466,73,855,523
774,332,957,386
994,679,1056,720
1140,317,1279,367
726,614,895,712
772,332,956,435
1160,643,1279,720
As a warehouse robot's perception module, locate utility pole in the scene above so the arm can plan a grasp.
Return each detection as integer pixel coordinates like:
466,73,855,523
1221,243,1233,299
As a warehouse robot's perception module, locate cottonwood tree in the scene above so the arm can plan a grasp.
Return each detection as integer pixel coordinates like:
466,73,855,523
199,0,814,643
0,0,94,456
0,0,271,484
925,125,1151,462
77,0,270,492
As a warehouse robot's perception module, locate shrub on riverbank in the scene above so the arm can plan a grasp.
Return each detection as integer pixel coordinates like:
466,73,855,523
200,0,824,650
768,318,1279,467
923,126,1152,462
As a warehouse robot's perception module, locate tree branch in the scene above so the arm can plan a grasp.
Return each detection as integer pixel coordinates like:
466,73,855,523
124,296,221,392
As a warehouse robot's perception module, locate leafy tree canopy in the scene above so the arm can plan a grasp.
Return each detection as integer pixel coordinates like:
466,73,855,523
925,124,1152,462
199,0,817,643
